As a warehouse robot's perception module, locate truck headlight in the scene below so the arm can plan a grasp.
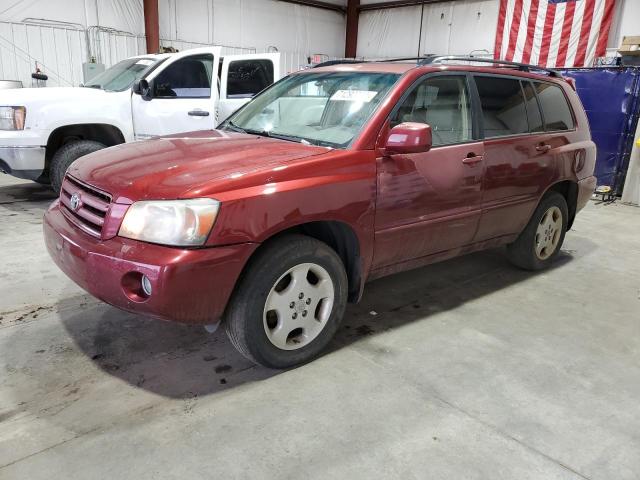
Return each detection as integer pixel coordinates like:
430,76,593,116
0,106,26,130
119,198,220,246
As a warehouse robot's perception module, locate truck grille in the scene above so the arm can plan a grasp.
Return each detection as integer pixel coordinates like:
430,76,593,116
59,175,112,238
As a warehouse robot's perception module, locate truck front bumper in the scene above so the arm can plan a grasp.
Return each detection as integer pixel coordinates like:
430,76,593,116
0,146,46,180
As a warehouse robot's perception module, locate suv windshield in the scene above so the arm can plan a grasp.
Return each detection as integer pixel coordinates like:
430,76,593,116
84,57,162,92
221,71,400,148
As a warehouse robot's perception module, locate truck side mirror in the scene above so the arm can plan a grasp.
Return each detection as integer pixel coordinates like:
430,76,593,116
133,79,153,101
385,122,432,155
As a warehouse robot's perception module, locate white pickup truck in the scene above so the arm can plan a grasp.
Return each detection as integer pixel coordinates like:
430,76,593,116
0,47,280,192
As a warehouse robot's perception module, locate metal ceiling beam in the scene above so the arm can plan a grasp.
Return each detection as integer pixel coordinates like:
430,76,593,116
277,0,346,13
359,0,452,11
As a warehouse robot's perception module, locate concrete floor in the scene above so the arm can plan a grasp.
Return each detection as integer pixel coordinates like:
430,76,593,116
1,173,639,480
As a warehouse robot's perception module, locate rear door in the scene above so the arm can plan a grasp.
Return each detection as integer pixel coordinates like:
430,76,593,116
131,47,221,139
373,73,485,269
473,74,557,241
217,53,281,124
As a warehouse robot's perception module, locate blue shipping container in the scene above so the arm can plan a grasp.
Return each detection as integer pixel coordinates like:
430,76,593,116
560,67,640,193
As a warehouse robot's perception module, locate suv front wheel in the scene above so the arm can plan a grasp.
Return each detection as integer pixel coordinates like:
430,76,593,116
225,234,348,369
507,191,569,271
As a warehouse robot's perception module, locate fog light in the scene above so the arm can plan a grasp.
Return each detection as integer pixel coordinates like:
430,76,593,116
141,275,152,296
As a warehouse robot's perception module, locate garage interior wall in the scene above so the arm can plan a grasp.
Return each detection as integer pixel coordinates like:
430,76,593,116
0,0,345,86
356,0,640,59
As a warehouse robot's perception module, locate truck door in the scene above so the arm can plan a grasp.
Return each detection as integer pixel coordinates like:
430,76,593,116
131,47,221,139
217,53,281,124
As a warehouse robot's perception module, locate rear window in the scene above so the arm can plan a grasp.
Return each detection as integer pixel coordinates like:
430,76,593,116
533,82,575,131
475,76,528,138
226,59,274,98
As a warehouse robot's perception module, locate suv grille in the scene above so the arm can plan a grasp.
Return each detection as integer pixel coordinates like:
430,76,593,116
59,175,112,238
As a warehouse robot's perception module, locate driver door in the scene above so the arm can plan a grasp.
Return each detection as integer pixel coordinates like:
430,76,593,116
131,48,221,139
373,74,485,269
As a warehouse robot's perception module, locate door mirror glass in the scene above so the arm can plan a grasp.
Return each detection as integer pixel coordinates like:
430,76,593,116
385,123,433,154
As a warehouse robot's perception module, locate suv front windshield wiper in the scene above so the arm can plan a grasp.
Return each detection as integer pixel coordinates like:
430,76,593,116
224,121,246,133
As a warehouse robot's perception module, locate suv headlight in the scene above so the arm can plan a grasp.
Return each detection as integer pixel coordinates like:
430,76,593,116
119,198,220,246
0,106,26,130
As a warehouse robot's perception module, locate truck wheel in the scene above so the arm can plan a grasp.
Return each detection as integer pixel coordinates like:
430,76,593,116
50,140,105,194
225,234,348,369
507,191,568,271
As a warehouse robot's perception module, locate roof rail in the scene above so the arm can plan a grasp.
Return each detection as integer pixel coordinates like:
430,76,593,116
311,56,562,78
418,55,562,77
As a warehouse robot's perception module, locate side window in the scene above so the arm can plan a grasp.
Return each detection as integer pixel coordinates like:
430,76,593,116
390,75,472,147
475,76,528,138
226,60,274,99
154,54,213,98
522,81,544,132
534,82,575,131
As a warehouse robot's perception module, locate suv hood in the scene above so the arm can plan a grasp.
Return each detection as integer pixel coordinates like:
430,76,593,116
68,130,331,203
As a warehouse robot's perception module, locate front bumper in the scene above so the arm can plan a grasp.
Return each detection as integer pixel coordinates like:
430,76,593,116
44,200,258,324
0,146,46,180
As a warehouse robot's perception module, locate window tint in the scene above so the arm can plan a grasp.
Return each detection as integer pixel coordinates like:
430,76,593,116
534,82,574,131
476,76,528,138
391,75,472,146
154,54,213,98
227,59,274,98
522,81,544,132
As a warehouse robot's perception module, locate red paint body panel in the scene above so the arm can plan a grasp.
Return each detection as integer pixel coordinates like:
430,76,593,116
43,62,597,325
44,200,256,324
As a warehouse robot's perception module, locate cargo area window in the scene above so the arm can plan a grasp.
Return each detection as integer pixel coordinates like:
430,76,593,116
533,82,575,131
476,76,529,138
390,75,472,147
153,54,213,98
226,59,274,99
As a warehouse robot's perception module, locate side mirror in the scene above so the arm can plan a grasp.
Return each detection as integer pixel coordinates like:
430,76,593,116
385,122,432,155
133,79,152,101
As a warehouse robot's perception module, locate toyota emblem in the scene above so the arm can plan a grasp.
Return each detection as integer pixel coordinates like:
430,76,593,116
69,192,81,211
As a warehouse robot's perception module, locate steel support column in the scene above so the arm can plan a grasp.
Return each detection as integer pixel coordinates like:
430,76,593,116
143,0,160,54
345,0,360,58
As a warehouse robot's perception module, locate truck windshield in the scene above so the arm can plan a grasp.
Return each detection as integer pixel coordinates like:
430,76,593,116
84,57,161,92
221,71,400,148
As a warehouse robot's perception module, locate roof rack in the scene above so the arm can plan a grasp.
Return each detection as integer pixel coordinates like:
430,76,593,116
312,55,561,78
418,55,562,77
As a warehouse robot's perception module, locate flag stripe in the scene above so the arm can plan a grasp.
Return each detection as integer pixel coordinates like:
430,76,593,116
595,0,615,57
505,0,524,61
574,0,596,67
494,0,509,59
537,2,557,66
494,0,617,68
521,0,540,63
555,0,576,67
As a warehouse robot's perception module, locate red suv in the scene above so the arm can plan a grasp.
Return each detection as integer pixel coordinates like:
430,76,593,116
44,57,596,368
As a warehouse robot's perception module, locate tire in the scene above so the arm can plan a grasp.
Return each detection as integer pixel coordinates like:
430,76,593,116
507,191,568,271
225,234,348,369
50,140,105,194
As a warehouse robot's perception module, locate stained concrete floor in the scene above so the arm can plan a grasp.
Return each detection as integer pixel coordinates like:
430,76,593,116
0,173,639,480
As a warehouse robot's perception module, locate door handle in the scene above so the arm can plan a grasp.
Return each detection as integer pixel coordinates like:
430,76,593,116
536,143,551,153
188,110,210,117
462,153,483,165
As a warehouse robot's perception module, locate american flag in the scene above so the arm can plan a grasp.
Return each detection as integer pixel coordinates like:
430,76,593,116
493,0,617,68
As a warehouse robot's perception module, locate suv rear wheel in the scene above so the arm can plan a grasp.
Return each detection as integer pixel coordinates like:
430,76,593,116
225,234,348,369
507,191,568,271
50,140,105,194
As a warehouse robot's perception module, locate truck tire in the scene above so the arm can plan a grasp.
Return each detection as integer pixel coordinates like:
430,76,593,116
507,191,568,271
50,140,105,194
225,234,348,369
